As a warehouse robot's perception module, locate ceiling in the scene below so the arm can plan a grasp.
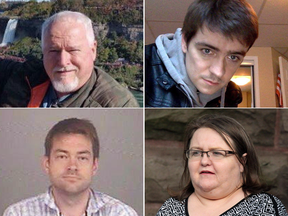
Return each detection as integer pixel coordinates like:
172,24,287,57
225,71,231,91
145,0,288,59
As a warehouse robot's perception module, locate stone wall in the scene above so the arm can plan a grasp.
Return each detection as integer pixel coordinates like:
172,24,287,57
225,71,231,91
95,23,143,41
145,109,288,216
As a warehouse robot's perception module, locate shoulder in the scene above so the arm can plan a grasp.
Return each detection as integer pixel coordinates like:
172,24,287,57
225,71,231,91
145,43,157,59
0,58,24,72
90,67,139,107
91,191,138,216
260,193,288,216
223,192,288,216
3,193,46,216
145,43,163,67
156,197,186,216
224,81,242,107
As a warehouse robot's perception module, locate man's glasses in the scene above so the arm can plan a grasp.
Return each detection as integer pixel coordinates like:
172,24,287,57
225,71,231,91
186,149,236,160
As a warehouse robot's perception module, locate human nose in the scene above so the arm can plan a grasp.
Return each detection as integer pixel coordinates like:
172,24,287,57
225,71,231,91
210,58,226,79
200,152,212,166
58,50,71,67
67,157,78,171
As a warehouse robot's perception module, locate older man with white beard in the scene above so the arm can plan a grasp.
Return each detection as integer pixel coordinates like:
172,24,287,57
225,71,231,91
0,11,139,107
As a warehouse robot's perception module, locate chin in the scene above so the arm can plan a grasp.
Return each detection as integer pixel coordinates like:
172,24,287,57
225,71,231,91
198,86,222,95
197,182,218,193
52,79,79,94
62,185,89,195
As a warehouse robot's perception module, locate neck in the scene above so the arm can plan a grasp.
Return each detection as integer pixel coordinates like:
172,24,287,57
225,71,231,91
52,187,90,216
188,187,246,216
56,91,70,99
197,186,244,202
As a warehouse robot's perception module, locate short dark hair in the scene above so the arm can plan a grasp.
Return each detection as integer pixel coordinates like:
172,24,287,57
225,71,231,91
182,0,258,49
175,115,268,201
45,118,99,159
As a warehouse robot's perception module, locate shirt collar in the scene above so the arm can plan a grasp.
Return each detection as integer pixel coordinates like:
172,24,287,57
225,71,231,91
41,84,70,107
44,187,103,215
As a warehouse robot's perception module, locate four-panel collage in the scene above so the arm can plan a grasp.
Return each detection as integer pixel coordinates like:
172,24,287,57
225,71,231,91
0,0,288,216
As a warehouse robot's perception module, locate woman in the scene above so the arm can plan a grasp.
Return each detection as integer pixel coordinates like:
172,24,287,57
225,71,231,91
156,115,288,216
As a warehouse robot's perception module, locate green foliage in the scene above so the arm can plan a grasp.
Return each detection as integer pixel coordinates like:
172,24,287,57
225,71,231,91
101,64,143,89
51,0,85,14
51,0,142,25
97,32,143,65
1,0,142,25
97,47,110,63
2,2,52,19
4,37,42,59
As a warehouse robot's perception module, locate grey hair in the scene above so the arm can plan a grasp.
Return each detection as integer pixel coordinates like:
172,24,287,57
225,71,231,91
41,11,95,50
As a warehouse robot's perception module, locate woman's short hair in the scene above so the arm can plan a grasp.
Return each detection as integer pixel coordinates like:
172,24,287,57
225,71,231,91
41,11,95,50
182,0,258,49
175,115,268,201
45,118,99,159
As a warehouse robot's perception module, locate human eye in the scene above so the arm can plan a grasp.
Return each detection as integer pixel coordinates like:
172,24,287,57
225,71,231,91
211,150,225,157
78,156,89,161
49,49,59,53
69,48,80,53
191,150,202,157
56,154,67,159
201,48,213,55
228,55,241,62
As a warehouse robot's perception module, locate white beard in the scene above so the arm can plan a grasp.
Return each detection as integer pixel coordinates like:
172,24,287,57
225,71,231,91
51,77,79,94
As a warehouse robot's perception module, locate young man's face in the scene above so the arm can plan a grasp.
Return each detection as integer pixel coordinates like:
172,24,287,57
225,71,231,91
182,25,249,95
42,133,98,196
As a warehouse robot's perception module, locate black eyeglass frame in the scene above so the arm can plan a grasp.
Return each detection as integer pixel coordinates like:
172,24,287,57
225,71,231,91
186,149,236,159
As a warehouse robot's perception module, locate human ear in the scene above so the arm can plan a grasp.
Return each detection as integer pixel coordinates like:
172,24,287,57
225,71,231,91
240,153,247,172
181,34,188,53
92,40,97,61
42,156,50,174
92,158,99,176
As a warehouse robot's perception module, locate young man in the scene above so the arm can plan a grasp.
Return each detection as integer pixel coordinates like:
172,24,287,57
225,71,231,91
0,11,138,107
3,118,138,216
145,0,258,107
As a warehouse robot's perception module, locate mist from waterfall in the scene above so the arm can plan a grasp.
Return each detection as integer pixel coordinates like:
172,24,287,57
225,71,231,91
0,19,18,47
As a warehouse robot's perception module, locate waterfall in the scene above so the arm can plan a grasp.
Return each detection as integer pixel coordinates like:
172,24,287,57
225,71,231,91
0,19,18,47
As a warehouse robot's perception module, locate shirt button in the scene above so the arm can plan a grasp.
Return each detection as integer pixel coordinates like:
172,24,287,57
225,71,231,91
162,80,168,85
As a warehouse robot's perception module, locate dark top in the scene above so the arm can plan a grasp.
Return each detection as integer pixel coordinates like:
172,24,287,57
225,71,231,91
156,193,288,216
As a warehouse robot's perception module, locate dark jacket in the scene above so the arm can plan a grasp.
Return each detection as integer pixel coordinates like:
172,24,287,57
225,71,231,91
145,44,242,107
0,58,139,107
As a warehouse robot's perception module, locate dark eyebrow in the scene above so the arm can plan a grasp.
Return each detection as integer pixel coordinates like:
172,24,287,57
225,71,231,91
53,150,91,155
195,42,220,52
195,42,247,56
67,46,81,49
54,149,68,154
228,50,247,56
77,151,91,155
190,147,225,151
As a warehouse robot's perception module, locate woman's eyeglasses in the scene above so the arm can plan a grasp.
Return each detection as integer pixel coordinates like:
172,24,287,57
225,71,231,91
186,149,236,160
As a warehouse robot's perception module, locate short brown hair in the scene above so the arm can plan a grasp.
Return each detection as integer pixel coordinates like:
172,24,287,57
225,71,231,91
175,115,268,201
182,0,258,49
45,118,99,159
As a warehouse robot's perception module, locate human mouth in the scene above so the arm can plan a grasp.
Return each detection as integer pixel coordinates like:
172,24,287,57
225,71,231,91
200,170,215,175
63,175,80,181
203,78,220,86
53,66,78,74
